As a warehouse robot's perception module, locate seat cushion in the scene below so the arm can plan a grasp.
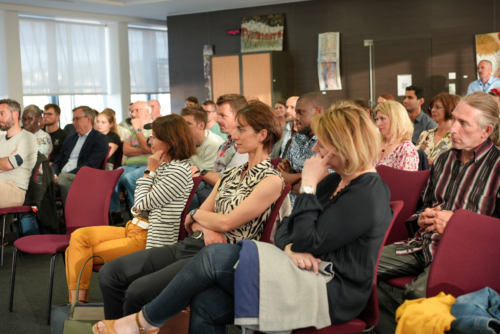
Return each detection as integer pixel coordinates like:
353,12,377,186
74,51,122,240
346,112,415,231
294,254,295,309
93,264,103,272
0,206,32,216
14,234,71,254
386,276,417,290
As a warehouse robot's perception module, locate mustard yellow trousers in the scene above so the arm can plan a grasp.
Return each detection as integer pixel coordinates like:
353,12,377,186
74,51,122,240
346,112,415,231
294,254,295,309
65,221,148,302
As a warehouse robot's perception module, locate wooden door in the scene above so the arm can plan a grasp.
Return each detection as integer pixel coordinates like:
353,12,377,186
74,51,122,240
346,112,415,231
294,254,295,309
212,55,240,100
242,53,272,106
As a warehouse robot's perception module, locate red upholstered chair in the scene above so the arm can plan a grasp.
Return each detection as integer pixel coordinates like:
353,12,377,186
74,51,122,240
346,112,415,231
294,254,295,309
376,166,430,245
113,142,124,170
260,185,291,243
9,167,124,324
287,201,404,334
426,209,500,297
271,157,282,169
101,146,112,170
92,175,204,273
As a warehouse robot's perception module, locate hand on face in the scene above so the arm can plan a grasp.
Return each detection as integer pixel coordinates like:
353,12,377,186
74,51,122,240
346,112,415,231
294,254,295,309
131,118,142,130
147,150,164,172
301,152,333,188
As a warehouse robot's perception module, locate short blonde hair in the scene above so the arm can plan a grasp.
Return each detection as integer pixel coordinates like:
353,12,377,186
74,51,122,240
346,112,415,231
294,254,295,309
374,101,414,143
311,101,380,175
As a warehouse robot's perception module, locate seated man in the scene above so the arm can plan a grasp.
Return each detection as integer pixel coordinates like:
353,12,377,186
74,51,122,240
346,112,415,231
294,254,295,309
110,101,152,225
43,103,68,163
0,99,38,209
376,91,500,332
22,104,53,159
201,100,227,140
180,104,224,173
271,96,299,158
277,92,330,208
52,106,109,209
191,94,249,206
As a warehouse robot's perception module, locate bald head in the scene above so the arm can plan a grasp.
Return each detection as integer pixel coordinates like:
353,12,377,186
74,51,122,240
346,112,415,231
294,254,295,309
478,60,494,82
131,101,151,122
148,99,161,120
285,96,299,122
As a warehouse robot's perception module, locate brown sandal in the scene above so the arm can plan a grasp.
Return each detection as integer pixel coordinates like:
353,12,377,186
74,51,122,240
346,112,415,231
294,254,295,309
91,313,159,334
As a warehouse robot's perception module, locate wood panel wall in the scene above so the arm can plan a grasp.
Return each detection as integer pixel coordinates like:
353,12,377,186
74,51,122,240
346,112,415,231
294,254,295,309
167,0,500,113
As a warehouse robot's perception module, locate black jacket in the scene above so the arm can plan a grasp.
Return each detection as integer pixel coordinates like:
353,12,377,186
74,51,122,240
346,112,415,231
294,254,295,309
52,129,108,175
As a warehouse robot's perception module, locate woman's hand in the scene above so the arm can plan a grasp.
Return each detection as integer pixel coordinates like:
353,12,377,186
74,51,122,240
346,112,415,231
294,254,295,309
185,213,195,234
301,152,333,189
202,228,227,246
147,150,164,172
284,243,321,274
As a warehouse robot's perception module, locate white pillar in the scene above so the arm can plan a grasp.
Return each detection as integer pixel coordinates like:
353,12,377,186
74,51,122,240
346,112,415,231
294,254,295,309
1,11,23,104
107,22,131,123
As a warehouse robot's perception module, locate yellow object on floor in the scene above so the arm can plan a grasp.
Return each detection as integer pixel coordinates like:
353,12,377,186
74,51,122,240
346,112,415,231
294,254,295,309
395,292,456,334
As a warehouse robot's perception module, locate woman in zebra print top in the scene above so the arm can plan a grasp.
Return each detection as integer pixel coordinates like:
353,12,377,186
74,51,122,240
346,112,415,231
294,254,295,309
95,99,285,323
65,114,195,303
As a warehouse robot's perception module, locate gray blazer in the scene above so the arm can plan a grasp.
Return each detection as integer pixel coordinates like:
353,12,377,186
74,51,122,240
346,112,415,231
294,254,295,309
270,124,289,159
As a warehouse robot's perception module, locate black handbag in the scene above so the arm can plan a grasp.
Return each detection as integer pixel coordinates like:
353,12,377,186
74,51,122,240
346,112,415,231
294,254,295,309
51,255,106,334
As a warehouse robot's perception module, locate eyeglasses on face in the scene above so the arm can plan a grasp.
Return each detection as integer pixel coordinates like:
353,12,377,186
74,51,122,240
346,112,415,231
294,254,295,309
72,116,88,122
428,105,444,112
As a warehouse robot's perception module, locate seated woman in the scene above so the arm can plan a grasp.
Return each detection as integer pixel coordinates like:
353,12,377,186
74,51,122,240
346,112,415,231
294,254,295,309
416,93,459,165
93,101,393,334
96,100,284,321
96,109,122,170
65,114,196,303
375,100,419,170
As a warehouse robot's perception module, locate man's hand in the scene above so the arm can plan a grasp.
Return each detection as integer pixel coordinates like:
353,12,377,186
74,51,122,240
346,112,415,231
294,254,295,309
130,118,142,130
277,158,292,173
54,175,58,185
418,206,454,234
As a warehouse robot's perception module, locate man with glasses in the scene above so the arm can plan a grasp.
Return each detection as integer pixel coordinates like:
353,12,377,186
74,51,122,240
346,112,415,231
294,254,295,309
403,85,436,144
0,99,38,209
110,101,152,226
52,106,108,211
43,104,68,163
147,99,162,121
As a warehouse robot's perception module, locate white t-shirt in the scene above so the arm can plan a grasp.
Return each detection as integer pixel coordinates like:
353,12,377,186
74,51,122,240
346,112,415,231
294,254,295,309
188,130,225,171
0,129,38,190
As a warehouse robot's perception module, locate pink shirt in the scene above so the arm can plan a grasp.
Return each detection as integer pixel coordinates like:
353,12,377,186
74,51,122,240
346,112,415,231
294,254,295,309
375,140,419,171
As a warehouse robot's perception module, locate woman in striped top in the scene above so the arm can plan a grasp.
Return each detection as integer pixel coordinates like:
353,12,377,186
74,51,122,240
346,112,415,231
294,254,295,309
65,114,195,303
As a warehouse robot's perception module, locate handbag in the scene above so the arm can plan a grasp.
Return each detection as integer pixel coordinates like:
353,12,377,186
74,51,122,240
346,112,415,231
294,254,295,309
51,255,106,334
158,310,190,334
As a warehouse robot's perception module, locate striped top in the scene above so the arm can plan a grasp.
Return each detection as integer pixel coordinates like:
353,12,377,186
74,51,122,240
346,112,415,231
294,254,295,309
134,159,193,248
395,138,500,264
216,159,283,244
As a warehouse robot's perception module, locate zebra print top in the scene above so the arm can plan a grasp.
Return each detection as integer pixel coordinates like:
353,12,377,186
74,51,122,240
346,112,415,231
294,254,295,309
134,159,193,248
216,158,283,244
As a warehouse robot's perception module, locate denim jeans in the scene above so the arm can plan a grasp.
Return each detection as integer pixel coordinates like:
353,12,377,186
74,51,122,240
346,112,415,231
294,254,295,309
142,243,240,334
109,165,147,212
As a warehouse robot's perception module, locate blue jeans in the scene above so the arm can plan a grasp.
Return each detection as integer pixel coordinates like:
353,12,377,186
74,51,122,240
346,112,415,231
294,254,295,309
142,243,240,334
109,165,147,212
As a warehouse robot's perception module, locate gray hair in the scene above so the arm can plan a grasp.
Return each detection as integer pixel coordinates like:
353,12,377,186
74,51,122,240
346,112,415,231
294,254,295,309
72,105,96,124
479,59,493,68
0,99,21,117
24,104,43,118
461,91,500,146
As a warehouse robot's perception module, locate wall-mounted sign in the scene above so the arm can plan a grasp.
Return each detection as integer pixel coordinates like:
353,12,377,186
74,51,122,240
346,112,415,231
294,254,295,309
228,29,241,36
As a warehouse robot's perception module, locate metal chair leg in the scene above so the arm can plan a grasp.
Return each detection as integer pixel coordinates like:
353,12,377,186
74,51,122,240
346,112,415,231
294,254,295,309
1,215,5,266
9,248,18,312
46,252,60,325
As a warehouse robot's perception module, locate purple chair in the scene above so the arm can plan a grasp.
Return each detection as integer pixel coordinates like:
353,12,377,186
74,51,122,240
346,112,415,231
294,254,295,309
9,167,124,324
271,157,282,169
260,185,291,243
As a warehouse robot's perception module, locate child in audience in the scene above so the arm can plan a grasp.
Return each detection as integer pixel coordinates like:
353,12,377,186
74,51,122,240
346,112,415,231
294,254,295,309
65,115,195,303
93,101,393,334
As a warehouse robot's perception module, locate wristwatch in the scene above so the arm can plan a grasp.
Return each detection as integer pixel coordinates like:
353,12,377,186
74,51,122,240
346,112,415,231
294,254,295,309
144,170,156,177
190,208,198,221
200,170,209,176
299,185,316,195
191,230,204,240
136,128,142,132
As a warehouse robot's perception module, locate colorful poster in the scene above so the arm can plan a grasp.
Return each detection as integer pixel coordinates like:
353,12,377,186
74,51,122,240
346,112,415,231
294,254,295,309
318,32,342,90
475,33,500,78
203,45,214,100
241,14,284,53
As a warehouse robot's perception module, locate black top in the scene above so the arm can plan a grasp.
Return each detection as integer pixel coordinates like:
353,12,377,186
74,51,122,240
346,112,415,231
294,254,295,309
275,172,392,324
47,128,68,162
106,132,121,165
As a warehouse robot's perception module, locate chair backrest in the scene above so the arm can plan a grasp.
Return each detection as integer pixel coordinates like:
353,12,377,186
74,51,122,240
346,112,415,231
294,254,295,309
179,176,204,241
101,146,112,170
113,142,124,170
271,157,282,169
376,165,430,245
65,167,124,234
358,200,404,327
260,185,292,243
426,209,500,298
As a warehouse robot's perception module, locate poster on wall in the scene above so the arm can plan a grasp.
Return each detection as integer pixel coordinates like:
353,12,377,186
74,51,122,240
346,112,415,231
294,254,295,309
203,45,214,101
475,33,500,78
240,14,284,53
318,32,342,91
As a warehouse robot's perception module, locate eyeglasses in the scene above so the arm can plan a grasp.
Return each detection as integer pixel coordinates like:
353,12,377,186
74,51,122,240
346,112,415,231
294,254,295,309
130,108,147,114
21,117,35,122
428,105,444,112
42,113,55,117
72,116,88,122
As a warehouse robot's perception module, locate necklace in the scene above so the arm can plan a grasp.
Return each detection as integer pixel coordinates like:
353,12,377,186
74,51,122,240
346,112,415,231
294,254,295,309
330,181,348,199
381,141,396,153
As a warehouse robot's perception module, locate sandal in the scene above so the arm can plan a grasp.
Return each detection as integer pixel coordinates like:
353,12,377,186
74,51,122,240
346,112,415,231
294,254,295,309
91,313,159,334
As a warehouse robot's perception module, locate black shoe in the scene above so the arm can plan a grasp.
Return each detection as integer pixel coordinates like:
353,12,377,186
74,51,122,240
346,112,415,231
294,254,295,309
111,212,124,226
